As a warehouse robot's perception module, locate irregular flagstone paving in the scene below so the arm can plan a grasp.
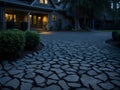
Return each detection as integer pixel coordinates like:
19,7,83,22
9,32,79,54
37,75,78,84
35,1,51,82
0,31,120,90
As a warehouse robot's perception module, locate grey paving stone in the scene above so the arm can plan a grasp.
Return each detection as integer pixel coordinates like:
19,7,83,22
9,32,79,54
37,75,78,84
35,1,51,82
31,61,42,65
32,87,43,90
57,72,66,78
61,65,70,69
52,65,61,68
42,71,53,77
111,80,120,87
99,82,114,90
3,64,13,71
27,54,33,57
42,66,50,70
51,68,64,74
35,75,45,85
26,65,37,68
35,70,47,74
92,67,102,73
70,61,78,64
58,80,70,90
95,73,108,81
0,76,12,85
42,85,61,90
68,83,81,88
78,70,86,74
20,82,32,90
1,88,11,90
87,70,97,76
47,79,57,85
106,72,119,77
48,73,59,80
66,68,77,72
43,63,50,67
24,72,36,79
5,79,19,89
81,64,91,67
21,79,33,83
9,68,23,75
80,66,89,70
76,88,90,90
14,73,25,79
81,74,102,90
64,75,79,82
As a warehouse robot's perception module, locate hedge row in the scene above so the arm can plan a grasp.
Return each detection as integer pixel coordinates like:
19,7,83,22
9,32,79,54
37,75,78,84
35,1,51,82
0,30,40,60
112,31,120,41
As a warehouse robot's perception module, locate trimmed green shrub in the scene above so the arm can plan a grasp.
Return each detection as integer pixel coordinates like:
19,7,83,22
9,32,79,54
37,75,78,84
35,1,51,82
6,21,15,29
112,31,120,41
0,30,25,59
25,31,40,50
21,22,28,31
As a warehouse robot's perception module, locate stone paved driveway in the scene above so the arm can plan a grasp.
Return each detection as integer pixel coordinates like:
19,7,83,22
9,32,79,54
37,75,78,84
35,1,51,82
0,31,120,90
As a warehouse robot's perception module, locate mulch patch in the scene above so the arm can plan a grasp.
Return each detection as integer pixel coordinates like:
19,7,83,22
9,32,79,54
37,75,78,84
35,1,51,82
106,39,120,48
21,42,44,57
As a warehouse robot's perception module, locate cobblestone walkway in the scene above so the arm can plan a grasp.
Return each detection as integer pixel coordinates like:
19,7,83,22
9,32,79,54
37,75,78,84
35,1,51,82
0,31,120,90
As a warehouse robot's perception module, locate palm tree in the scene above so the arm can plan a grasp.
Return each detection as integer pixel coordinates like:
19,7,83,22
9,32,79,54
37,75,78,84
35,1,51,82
63,0,110,30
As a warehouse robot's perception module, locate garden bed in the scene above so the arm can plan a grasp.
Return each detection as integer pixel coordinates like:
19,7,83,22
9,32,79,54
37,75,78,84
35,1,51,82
106,39,120,48
0,42,44,61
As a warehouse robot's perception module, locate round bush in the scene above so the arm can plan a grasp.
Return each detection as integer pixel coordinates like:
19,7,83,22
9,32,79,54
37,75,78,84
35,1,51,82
25,31,40,50
0,30,25,59
112,31,120,41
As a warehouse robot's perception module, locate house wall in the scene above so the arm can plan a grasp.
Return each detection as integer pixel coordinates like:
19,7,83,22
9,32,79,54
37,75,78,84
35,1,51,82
48,11,72,30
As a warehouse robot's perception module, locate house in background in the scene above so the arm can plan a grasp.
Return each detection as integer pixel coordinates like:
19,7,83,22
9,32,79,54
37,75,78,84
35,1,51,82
0,0,71,31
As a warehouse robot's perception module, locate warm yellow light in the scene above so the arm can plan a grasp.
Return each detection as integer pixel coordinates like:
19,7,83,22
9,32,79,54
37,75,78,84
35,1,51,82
45,0,48,4
40,0,44,3
14,15,16,22
5,14,8,17
40,31,52,35
24,16,27,22
38,16,41,19
43,16,48,22
30,15,32,18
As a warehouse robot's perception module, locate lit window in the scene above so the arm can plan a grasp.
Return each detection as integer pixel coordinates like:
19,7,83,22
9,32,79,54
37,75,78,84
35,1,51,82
52,14,56,21
40,0,44,4
117,3,119,9
33,15,36,24
111,3,113,9
40,0,48,4
58,0,60,2
45,0,48,4
30,15,32,24
43,16,48,22
14,15,16,22
5,13,16,22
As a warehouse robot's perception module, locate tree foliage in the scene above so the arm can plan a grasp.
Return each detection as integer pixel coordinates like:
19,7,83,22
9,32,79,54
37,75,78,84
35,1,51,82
63,0,111,29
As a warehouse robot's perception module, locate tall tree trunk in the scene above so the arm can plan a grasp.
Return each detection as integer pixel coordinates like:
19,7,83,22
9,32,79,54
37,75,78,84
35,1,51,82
74,17,81,30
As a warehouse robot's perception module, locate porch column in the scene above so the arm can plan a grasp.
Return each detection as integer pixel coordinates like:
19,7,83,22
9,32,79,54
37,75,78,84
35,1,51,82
0,7,6,30
48,13,51,31
27,12,30,30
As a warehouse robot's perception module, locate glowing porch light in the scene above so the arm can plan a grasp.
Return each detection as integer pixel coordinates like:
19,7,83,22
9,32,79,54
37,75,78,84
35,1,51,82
5,13,8,17
38,16,41,19
30,15,32,18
